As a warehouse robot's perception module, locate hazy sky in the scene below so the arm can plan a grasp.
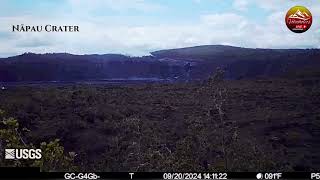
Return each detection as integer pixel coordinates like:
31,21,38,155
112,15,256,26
0,0,319,57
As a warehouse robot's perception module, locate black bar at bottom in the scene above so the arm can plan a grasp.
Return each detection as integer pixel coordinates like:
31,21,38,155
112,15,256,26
0,168,317,180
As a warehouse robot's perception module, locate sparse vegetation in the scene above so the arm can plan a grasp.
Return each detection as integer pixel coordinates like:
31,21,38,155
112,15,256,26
0,110,78,171
0,76,319,171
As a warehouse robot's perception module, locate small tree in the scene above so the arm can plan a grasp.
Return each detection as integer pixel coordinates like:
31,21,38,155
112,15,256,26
0,109,78,171
206,68,238,171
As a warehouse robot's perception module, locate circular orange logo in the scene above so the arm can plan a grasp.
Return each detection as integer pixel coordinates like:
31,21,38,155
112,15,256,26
285,6,312,33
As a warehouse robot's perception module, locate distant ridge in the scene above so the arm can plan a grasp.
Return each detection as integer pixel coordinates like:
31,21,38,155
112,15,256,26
1,45,320,82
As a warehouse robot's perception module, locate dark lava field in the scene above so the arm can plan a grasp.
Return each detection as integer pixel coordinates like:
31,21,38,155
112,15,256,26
0,78,319,171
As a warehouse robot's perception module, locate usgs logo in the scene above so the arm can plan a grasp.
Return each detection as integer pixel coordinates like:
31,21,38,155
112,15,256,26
5,149,42,160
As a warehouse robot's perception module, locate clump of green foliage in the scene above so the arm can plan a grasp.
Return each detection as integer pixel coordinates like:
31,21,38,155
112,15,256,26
0,109,78,171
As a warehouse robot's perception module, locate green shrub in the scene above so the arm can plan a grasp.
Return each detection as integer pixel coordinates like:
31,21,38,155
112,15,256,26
0,109,78,171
